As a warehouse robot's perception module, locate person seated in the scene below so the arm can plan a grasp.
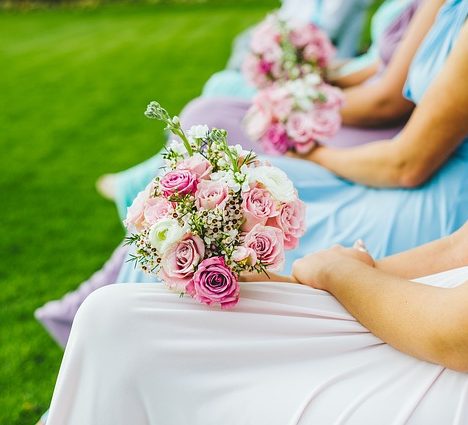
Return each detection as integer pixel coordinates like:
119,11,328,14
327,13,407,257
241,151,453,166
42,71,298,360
97,0,423,217
45,222,468,424
35,0,468,352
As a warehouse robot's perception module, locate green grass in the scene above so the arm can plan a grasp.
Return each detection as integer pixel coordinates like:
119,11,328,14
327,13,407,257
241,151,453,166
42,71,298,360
0,3,272,423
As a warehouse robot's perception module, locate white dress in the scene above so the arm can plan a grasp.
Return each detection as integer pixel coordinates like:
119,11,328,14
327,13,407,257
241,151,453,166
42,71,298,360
47,267,468,425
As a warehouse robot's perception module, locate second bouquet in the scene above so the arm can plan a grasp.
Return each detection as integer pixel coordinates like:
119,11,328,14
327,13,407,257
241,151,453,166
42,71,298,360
244,74,344,155
125,102,306,309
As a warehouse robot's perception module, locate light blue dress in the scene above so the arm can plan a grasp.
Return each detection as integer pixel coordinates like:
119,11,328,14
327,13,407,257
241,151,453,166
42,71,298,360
117,0,468,283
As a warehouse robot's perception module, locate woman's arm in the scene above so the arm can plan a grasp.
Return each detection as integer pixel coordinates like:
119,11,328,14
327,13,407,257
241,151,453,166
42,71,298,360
329,60,380,89
340,0,443,127
292,248,468,371
376,222,468,278
300,21,468,188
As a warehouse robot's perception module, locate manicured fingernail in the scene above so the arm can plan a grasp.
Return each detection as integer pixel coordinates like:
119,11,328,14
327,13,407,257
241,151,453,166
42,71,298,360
353,239,368,252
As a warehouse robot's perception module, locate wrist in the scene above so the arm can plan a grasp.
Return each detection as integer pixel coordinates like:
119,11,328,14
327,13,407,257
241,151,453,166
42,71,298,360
313,257,342,291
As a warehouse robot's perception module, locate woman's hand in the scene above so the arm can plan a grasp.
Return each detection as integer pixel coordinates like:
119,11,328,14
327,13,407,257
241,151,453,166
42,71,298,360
292,243,375,290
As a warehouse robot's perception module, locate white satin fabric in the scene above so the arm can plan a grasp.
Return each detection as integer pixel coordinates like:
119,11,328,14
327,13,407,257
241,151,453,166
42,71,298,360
47,267,468,425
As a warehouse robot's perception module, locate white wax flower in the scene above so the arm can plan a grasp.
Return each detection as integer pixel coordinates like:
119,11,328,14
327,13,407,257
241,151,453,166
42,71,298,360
187,124,209,139
249,166,296,202
149,218,187,253
168,139,186,156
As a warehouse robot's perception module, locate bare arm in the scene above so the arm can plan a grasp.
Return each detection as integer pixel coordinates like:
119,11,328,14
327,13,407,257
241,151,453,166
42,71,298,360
376,222,468,278
298,21,468,188
340,0,443,127
292,242,468,371
329,60,380,89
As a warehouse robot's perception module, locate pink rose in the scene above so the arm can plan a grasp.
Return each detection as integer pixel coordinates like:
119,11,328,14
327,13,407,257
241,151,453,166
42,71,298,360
250,19,281,55
267,199,306,250
309,108,341,143
260,123,290,155
261,44,283,67
160,235,205,291
144,197,173,226
124,183,152,231
186,257,239,309
312,33,335,68
303,43,322,64
244,105,272,141
285,112,315,144
232,246,257,266
259,58,273,75
242,55,270,89
160,169,198,197
176,153,212,180
242,187,278,231
269,86,294,120
244,224,284,271
289,23,320,48
293,140,316,155
319,83,344,109
195,180,229,210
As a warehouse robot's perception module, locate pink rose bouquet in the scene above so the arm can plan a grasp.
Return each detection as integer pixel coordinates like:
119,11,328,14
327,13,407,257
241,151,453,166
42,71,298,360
124,102,306,309
242,12,335,89
244,74,344,155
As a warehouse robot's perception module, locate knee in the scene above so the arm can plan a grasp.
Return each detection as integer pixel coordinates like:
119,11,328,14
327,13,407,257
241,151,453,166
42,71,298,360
179,97,219,130
71,284,134,347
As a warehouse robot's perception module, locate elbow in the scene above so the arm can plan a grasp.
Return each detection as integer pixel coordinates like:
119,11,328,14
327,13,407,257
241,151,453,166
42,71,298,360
387,157,430,188
434,345,468,372
440,354,468,373
392,154,432,188
397,169,429,188
430,308,468,372
372,90,414,126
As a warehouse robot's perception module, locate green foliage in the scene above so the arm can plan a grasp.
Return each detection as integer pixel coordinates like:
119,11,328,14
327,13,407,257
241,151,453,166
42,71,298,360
0,4,270,423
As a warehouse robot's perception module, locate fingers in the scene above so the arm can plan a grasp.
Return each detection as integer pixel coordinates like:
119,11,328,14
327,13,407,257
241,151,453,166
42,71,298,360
353,239,368,253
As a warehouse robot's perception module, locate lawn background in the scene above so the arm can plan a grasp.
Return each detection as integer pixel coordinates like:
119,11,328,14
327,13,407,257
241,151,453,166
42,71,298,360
0,3,275,423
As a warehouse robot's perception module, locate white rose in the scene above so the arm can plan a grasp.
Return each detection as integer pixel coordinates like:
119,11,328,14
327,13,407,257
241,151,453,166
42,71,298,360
187,124,209,139
249,166,296,202
148,218,188,253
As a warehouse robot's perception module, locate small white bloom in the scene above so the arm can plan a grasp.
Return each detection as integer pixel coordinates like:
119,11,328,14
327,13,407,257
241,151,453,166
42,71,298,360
231,182,241,193
217,158,228,168
187,124,209,139
210,170,226,182
172,116,180,125
148,218,188,253
249,166,296,202
304,73,321,86
168,139,186,156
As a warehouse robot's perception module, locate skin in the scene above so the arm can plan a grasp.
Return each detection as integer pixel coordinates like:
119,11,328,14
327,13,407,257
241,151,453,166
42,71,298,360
291,19,468,188
329,59,380,89
289,222,468,372
339,0,444,127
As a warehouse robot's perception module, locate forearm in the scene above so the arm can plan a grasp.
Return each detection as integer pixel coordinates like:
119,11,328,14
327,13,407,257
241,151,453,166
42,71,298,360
309,141,406,188
319,259,466,368
341,82,414,127
375,232,463,278
329,61,380,90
